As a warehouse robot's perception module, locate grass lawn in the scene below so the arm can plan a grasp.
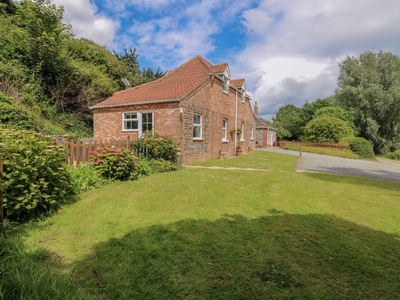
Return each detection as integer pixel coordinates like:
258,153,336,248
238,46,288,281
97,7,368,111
11,151,400,299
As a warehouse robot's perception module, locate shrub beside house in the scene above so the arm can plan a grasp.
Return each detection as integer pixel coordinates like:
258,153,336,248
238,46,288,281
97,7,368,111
90,55,257,163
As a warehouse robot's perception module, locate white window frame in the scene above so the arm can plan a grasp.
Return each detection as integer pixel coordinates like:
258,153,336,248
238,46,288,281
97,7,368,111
193,113,202,140
223,76,229,94
240,123,245,141
122,110,153,135
241,91,245,103
222,118,228,142
250,126,254,140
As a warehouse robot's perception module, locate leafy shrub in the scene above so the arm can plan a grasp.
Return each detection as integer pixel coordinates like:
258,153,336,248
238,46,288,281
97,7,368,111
383,149,400,160
67,163,109,193
0,92,39,131
0,127,74,221
88,147,139,181
132,131,178,162
304,116,354,143
339,137,375,159
149,158,178,173
137,156,178,174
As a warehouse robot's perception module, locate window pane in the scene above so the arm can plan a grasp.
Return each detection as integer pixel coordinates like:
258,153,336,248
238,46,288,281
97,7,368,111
193,114,201,125
193,126,201,138
124,112,137,120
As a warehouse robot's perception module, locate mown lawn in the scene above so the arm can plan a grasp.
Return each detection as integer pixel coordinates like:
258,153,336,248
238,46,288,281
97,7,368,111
11,151,400,299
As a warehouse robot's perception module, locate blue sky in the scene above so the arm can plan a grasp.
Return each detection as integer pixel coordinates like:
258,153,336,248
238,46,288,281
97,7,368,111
51,0,400,120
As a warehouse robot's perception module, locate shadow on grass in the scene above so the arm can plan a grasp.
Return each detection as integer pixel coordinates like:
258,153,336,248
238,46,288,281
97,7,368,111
0,223,91,300
302,172,400,193
72,213,400,300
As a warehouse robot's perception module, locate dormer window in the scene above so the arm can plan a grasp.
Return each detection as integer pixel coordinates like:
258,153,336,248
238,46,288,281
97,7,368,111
222,68,230,94
223,76,229,93
241,91,245,103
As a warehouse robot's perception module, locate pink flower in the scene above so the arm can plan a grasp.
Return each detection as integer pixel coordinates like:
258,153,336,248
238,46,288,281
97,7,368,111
97,159,103,163
55,139,60,144
88,150,95,155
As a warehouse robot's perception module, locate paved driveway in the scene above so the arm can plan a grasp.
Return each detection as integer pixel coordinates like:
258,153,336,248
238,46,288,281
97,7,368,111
257,148,400,182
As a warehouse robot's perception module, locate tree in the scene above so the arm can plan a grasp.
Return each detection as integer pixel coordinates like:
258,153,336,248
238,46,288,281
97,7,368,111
272,104,305,140
302,98,332,123
334,51,400,153
313,106,356,132
304,116,354,143
114,48,165,87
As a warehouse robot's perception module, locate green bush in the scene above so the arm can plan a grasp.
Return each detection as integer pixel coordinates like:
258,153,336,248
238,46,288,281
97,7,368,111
149,158,178,173
0,92,39,131
132,131,178,162
67,163,110,193
383,150,400,160
0,127,74,221
340,137,375,159
137,156,178,175
304,116,354,143
88,147,139,181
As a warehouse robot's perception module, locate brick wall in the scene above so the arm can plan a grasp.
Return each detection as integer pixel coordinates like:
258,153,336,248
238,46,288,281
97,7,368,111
93,102,180,141
92,76,257,163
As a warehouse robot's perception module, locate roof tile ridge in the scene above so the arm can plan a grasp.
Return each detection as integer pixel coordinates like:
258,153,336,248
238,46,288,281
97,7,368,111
195,55,214,73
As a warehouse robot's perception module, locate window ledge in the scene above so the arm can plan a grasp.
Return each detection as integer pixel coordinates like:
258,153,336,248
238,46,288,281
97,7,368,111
193,138,204,141
223,91,229,95
240,139,245,142
121,129,138,132
222,139,229,143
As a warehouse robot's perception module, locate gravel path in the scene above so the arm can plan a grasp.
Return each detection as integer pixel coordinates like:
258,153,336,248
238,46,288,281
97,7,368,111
257,148,400,182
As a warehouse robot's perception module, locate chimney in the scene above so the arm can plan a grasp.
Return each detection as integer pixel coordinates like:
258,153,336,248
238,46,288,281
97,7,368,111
254,101,259,116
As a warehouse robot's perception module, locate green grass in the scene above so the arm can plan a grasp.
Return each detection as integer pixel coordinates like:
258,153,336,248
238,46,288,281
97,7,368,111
4,151,400,299
282,144,361,159
187,150,298,170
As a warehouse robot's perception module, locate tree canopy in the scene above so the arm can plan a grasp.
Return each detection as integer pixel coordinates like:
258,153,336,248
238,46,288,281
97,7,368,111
0,0,164,137
334,51,400,153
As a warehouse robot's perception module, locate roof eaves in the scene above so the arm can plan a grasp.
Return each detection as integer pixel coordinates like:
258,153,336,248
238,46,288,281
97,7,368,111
90,98,181,110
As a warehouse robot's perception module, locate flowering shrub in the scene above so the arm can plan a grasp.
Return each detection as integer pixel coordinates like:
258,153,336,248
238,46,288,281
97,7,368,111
0,127,74,221
88,147,139,181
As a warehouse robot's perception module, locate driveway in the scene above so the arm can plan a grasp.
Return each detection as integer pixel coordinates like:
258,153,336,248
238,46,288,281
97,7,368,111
257,148,400,182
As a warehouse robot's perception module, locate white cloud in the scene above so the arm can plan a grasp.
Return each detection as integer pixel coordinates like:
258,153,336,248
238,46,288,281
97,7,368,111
51,0,117,46
235,0,400,119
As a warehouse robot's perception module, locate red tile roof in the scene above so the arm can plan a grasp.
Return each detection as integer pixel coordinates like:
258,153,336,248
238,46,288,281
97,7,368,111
91,55,239,109
211,62,228,73
230,79,245,88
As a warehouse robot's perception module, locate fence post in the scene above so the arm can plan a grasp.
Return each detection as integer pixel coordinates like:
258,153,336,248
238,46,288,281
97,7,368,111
0,143,4,228
176,148,182,170
63,135,69,165
300,145,302,157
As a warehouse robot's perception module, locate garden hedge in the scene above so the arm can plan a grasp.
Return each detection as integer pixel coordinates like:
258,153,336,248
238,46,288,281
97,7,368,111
340,136,375,159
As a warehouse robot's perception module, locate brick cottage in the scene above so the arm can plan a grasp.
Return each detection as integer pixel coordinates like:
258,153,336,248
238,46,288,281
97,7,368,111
90,55,257,163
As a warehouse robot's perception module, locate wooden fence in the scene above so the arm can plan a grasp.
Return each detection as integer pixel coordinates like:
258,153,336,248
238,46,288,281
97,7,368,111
63,137,132,166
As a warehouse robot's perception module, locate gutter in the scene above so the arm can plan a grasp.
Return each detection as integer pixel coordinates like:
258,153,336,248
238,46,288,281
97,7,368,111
89,98,181,110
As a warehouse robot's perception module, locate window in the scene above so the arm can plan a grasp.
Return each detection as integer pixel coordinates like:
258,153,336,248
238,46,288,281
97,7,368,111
241,91,245,103
240,123,245,141
222,119,227,141
122,111,153,135
123,112,138,130
250,126,254,140
193,113,202,139
223,76,229,93
142,112,153,132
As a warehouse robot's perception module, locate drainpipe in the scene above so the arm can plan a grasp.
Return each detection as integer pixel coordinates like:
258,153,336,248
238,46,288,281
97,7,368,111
234,90,238,155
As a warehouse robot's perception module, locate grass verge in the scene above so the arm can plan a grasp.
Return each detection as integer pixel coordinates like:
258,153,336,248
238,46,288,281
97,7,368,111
3,151,400,299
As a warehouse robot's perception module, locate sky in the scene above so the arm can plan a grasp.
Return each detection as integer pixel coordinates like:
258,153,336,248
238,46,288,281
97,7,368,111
50,0,400,120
